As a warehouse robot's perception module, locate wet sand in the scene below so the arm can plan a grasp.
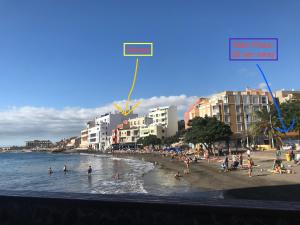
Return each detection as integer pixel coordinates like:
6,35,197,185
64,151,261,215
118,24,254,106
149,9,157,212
113,151,300,201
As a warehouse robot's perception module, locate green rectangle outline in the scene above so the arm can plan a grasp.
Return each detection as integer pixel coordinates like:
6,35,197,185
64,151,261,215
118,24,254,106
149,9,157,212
123,42,153,56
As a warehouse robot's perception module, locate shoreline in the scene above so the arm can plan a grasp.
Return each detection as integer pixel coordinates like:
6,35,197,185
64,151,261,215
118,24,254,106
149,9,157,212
3,150,300,201
109,151,300,201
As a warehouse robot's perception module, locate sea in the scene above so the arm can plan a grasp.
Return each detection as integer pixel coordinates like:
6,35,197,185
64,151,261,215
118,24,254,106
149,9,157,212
0,152,203,196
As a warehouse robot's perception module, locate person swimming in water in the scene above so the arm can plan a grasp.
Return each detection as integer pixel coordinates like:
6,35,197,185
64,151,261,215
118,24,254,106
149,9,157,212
48,167,53,175
63,164,67,173
88,165,92,175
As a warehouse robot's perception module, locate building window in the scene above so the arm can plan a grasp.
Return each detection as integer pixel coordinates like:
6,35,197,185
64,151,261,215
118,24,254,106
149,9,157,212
244,105,250,114
236,105,241,114
245,114,251,123
237,124,243,132
243,95,250,104
224,115,230,123
223,96,229,104
261,96,267,104
90,138,96,142
253,96,259,104
224,105,229,114
235,95,240,104
236,115,242,123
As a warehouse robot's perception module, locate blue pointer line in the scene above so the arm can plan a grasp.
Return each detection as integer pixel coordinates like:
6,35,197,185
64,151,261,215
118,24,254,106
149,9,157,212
256,64,295,133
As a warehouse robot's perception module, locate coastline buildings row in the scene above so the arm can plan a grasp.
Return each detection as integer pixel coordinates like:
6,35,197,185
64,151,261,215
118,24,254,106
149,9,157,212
24,89,300,150
79,106,178,151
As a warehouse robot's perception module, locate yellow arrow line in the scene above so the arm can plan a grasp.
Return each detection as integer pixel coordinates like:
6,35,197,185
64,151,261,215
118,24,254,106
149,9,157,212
113,57,141,116
125,57,139,112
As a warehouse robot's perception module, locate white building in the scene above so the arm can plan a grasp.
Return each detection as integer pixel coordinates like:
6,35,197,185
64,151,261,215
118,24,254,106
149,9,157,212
88,112,137,151
148,106,178,137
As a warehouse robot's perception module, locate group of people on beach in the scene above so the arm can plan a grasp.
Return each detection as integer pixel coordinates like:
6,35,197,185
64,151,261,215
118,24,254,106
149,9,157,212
221,150,254,177
48,165,93,175
170,146,257,179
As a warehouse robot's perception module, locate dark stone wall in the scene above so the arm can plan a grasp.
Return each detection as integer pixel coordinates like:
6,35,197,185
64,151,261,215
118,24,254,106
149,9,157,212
0,191,299,225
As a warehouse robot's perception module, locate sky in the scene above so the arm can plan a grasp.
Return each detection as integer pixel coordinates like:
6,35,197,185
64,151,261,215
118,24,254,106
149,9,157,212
0,0,300,145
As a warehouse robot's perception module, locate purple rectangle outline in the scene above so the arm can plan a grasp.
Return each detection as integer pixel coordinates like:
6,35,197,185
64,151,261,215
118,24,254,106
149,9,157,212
229,38,278,61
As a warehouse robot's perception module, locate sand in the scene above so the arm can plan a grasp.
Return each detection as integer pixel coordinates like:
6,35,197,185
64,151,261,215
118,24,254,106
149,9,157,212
112,150,300,201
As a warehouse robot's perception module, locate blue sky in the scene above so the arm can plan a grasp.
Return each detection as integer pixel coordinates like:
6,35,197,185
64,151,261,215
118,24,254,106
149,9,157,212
0,0,300,145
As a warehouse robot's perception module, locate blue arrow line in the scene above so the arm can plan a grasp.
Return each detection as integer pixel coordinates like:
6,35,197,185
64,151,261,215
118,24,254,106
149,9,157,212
256,64,295,133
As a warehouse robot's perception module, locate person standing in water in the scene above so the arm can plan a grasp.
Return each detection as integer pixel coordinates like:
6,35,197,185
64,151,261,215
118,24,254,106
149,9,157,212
88,165,92,175
48,167,53,175
63,164,67,173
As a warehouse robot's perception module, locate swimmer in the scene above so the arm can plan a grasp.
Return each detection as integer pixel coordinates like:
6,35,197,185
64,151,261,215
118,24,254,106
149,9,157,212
48,167,53,175
63,164,67,173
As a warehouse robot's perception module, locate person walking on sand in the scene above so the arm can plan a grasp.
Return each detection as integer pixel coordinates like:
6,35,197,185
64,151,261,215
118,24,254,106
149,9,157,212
239,153,243,168
223,155,229,172
247,157,254,177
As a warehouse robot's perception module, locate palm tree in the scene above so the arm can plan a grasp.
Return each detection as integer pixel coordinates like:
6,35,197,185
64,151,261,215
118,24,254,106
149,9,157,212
251,105,282,148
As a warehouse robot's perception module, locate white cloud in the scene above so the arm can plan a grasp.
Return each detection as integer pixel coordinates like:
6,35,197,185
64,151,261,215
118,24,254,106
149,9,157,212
0,95,197,146
258,82,267,90
258,82,271,91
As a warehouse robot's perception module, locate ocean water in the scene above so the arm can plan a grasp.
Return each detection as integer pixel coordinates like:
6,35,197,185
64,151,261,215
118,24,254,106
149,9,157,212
0,152,223,198
0,152,154,194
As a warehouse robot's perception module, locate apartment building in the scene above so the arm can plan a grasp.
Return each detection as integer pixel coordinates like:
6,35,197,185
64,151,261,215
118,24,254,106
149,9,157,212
184,89,272,134
148,106,178,137
275,90,300,103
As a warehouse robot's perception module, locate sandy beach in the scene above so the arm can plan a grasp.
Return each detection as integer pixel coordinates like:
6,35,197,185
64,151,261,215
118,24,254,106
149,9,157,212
113,150,300,201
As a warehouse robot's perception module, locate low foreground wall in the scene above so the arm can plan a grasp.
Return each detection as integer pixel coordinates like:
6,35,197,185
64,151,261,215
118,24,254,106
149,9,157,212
0,191,300,225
